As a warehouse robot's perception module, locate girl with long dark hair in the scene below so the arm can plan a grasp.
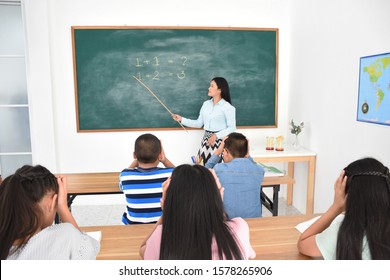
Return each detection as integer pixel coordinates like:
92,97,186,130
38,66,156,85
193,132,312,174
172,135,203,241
0,165,100,260
298,157,390,259
139,164,255,259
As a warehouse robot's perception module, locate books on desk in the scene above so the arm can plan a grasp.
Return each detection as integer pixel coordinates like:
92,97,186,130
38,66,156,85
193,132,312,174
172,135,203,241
257,162,285,177
295,214,345,233
86,231,102,242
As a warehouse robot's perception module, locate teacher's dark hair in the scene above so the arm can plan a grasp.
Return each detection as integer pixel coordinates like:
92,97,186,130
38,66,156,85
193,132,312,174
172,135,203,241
213,77,232,104
159,164,243,259
0,165,59,260
336,157,390,259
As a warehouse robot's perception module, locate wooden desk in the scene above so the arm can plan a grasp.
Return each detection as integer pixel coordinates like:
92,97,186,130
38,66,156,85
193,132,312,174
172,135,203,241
65,172,120,195
251,147,317,214
81,214,319,260
63,171,290,204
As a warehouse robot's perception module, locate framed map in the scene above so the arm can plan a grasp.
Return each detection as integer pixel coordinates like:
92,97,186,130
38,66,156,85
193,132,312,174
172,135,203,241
357,52,390,126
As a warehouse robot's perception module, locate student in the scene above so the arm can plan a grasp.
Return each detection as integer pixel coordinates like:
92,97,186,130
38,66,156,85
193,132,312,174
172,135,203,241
172,77,236,164
0,165,100,260
205,132,265,218
120,133,175,224
298,157,390,259
139,164,255,260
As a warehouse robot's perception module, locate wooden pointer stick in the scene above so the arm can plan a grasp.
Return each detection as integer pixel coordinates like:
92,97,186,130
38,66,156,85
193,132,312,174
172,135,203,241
132,76,188,132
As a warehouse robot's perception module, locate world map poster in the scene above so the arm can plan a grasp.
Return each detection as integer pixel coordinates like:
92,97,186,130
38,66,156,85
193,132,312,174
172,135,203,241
357,52,390,126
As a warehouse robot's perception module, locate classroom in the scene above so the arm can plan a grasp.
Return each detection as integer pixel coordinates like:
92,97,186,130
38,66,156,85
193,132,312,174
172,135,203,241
1,0,390,263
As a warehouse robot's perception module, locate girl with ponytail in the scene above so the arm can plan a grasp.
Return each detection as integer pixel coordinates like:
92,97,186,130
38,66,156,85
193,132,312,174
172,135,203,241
0,165,100,260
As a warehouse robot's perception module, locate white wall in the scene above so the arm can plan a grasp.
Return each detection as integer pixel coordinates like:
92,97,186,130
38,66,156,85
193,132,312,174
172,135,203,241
22,0,293,205
21,0,390,211
289,0,390,212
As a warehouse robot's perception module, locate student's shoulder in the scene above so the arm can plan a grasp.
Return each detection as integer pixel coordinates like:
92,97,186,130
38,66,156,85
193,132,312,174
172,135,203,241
121,167,166,174
120,167,136,173
228,217,250,232
246,157,265,171
151,166,174,173
53,222,79,232
214,158,246,172
160,166,174,170
54,223,99,245
45,222,81,239
213,161,231,172
119,168,139,177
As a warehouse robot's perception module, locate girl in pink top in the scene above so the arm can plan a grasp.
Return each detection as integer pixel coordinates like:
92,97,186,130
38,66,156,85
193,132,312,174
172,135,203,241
139,164,256,260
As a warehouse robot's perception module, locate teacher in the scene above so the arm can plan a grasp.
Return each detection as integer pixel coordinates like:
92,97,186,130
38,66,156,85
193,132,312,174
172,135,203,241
172,77,236,164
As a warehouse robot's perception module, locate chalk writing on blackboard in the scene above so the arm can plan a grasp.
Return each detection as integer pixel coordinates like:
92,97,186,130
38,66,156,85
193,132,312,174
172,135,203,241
132,55,188,81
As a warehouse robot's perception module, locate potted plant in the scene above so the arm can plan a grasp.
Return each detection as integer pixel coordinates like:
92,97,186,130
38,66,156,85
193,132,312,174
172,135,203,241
290,119,304,149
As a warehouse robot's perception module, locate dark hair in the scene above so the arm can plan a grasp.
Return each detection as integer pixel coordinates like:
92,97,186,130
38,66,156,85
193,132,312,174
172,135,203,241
336,157,390,259
134,133,161,163
159,164,243,259
0,165,59,260
212,77,232,104
224,132,248,158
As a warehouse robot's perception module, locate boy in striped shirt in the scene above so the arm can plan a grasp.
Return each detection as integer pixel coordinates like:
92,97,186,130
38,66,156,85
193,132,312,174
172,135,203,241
120,134,175,224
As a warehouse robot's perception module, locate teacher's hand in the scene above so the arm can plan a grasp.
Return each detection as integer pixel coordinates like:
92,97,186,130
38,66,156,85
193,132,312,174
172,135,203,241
172,114,182,122
214,136,227,156
208,134,217,146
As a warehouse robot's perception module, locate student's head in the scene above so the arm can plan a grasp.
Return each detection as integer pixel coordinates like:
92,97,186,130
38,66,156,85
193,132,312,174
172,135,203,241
337,157,390,259
160,164,243,260
134,133,162,163
162,164,225,223
0,165,59,260
223,132,248,161
211,77,232,104
344,157,390,209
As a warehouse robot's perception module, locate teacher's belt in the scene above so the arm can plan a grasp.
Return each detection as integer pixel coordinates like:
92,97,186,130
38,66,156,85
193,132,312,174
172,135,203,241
205,130,220,134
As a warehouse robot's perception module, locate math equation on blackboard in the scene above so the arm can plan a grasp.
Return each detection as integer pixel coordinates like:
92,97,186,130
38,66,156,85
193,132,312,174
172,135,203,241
131,55,188,81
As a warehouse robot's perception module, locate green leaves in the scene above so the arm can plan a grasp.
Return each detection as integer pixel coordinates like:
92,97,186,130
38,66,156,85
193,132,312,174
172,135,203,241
290,119,304,135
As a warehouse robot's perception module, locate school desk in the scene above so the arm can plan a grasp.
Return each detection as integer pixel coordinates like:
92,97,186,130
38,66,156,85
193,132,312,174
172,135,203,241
62,146,317,215
81,214,320,260
62,171,293,216
251,146,317,214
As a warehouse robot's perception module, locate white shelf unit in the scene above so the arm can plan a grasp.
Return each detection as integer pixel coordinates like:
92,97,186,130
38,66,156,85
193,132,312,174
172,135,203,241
0,3,32,178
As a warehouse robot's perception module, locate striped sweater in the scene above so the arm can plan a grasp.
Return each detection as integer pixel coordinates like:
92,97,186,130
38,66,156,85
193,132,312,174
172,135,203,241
119,167,173,224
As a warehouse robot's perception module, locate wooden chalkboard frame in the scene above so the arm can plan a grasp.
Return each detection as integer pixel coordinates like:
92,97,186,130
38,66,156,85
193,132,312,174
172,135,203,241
72,26,279,132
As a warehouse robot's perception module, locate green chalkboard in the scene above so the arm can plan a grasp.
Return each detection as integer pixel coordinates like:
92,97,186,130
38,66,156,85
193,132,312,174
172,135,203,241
72,27,278,132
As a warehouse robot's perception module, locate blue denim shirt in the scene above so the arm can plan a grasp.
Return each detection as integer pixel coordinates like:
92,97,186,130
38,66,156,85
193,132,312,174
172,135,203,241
206,155,265,218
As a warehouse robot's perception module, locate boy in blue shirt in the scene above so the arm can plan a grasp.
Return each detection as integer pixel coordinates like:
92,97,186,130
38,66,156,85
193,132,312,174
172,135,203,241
120,133,175,224
205,132,265,218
